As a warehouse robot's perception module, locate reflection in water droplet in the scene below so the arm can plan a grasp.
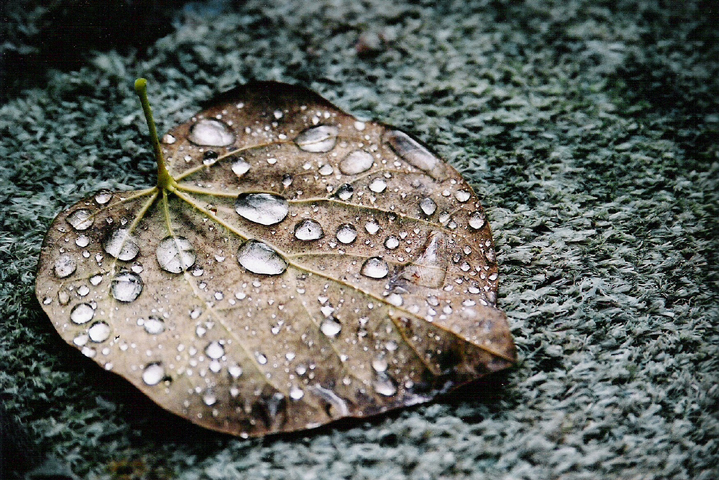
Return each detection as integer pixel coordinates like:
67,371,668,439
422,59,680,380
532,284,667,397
231,157,251,177
384,130,447,180
336,224,357,244
374,373,397,397
143,363,165,386
88,321,110,342
156,236,196,273
336,184,354,201
54,254,76,278
294,125,339,153
361,257,389,279
70,303,94,324
294,219,324,241
289,386,305,400
365,220,380,235
469,212,485,230
455,190,471,202
205,341,224,359
237,240,288,275
339,150,374,175
67,209,94,231
103,229,140,261
188,118,235,147
419,197,437,216
318,164,334,176
384,236,399,249
94,190,113,205
320,317,342,338
144,316,165,335
111,271,143,302
235,193,289,226
368,178,387,193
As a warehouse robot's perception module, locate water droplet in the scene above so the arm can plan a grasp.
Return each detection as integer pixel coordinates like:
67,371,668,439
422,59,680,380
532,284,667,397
294,125,338,153
387,293,403,306
419,197,437,216
94,190,113,205
274,109,284,119
142,363,165,386
70,303,94,324
202,390,217,406
67,209,93,231
205,341,224,360
229,364,243,378
58,290,71,305
103,229,140,261
365,220,380,235
111,271,143,302
188,118,235,147
336,224,357,244
374,373,397,396
294,219,324,241
289,386,305,400
156,236,196,273
77,285,90,296
318,164,334,176
235,193,289,226
75,235,90,247
339,150,374,175
371,356,388,373
353,120,366,131
368,178,387,193
256,352,268,365
231,157,251,177
282,174,293,187
455,190,471,203
397,231,447,288
384,130,447,180
237,240,288,275
54,254,76,278
161,134,176,144
88,321,110,343
384,236,399,249
144,316,165,335
336,183,354,201
320,317,342,338
469,212,485,230
361,257,389,279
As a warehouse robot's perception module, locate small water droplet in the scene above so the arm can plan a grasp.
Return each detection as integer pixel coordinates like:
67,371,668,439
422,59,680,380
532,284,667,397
111,271,143,302
161,134,176,144
294,219,324,241
54,254,76,278
294,125,338,153
419,197,437,216
371,356,388,373
77,285,90,296
42,297,52,305
455,190,471,202
235,193,289,226
374,373,397,396
67,209,93,231
273,109,284,119
368,178,387,193
81,346,96,358
103,229,140,261
73,333,88,346
256,352,268,365
75,235,90,248
282,174,293,187
336,224,357,244
202,390,217,406
289,385,305,400
387,293,403,306
384,130,447,180
229,364,243,378
237,240,288,275
204,150,219,164
365,220,380,235
336,183,354,201
320,317,342,337
339,150,374,175
144,316,165,335
86,321,110,343
142,363,165,386
205,341,224,360
94,190,113,205
384,236,399,249
156,236,196,273
295,364,307,375
231,157,251,177
70,303,94,324
318,164,334,176
361,257,389,279
469,212,485,230
188,118,235,147
58,290,71,305
353,120,366,131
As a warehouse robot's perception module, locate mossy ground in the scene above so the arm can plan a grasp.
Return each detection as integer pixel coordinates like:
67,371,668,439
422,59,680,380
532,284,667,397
1,1,717,479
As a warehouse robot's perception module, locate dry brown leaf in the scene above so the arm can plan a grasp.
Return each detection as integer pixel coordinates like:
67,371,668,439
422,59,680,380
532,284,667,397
35,80,516,438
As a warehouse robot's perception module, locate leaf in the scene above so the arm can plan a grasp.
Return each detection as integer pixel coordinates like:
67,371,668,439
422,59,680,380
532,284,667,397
35,81,516,438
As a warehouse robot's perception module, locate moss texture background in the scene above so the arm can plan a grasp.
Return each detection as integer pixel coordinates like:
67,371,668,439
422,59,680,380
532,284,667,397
1,0,718,478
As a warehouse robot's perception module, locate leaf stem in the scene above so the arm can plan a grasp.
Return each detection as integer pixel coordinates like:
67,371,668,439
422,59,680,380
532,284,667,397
134,78,177,192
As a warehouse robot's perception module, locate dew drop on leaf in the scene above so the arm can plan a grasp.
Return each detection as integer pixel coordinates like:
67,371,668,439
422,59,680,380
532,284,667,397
205,341,224,360
289,386,304,400
235,193,289,226
231,157,251,177
142,363,165,386
335,183,354,201
70,303,94,324
156,236,196,273
294,125,338,153
66,209,93,231
88,321,111,343
373,373,397,397
368,178,387,193
294,219,324,241
384,130,447,180
419,197,437,216
237,240,288,275
94,190,113,205
361,257,389,279
384,236,400,250
188,118,235,147
103,229,140,261
469,211,486,230
320,317,342,338
339,150,374,175
111,271,143,302
54,254,76,278
143,317,165,335
336,224,357,244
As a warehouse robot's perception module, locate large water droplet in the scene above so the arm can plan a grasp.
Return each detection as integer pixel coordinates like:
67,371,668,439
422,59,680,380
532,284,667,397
336,224,357,244
231,157,251,177
156,236,196,273
336,184,354,201
188,118,235,147
144,316,165,335
66,209,93,231
368,178,387,193
455,190,471,203
54,254,76,278
419,197,437,216
142,363,165,386
94,190,113,205
70,303,94,324
320,317,342,338
468,211,486,230
235,193,289,226
237,240,288,275
384,130,447,180
294,219,324,241
103,229,140,261
88,321,110,343
365,220,380,235
294,125,339,153
371,356,388,373
361,257,389,279
339,150,374,175
111,271,143,302
205,341,224,360
384,236,399,250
